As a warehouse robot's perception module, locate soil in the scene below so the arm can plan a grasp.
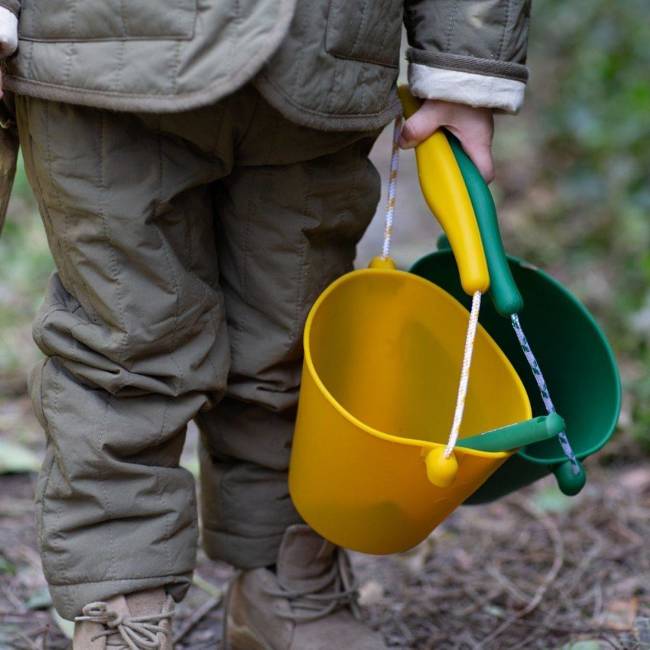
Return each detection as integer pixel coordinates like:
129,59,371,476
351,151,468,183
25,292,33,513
0,397,648,650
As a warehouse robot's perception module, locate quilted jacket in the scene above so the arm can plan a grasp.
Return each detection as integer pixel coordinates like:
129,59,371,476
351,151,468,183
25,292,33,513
0,0,531,130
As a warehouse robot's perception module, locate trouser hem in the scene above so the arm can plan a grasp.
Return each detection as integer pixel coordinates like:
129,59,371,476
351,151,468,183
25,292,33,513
49,572,193,621
202,528,293,570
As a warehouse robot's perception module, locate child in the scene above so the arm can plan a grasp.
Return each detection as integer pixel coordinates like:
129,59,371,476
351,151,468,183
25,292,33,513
0,1,530,647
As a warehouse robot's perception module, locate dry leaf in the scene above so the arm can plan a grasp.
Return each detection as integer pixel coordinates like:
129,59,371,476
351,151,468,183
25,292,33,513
599,597,639,631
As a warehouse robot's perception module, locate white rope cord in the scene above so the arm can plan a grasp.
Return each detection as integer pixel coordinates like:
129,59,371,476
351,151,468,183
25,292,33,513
380,116,481,459
381,116,403,260
445,291,482,457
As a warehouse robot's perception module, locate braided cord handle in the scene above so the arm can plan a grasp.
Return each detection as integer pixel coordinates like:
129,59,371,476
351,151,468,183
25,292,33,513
511,314,580,472
381,116,403,260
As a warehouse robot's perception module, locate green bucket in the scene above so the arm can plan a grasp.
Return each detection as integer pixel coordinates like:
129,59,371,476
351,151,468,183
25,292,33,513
410,135,621,503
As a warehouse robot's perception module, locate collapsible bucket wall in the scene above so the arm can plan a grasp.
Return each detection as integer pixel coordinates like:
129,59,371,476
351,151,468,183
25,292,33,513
289,267,532,554
410,250,621,503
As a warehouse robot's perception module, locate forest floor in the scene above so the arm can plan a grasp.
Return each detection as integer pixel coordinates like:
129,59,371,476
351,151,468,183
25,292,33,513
0,395,648,650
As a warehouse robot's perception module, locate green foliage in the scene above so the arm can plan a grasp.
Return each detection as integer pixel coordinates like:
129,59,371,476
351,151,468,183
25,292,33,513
0,556,16,576
0,438,40,474
495,0,650,448
0,155,52,378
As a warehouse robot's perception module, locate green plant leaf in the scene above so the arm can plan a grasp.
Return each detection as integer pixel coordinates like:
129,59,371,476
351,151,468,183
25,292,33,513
562,641,604,650
0,556,16,575
51,607,75,640
26,587,52,610
531,485,575,513
0,439,40,474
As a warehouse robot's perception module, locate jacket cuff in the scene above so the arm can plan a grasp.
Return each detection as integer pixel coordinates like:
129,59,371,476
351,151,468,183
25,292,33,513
408,63,526,114
0,5,17,58
0,0,18,16
408,48,528,84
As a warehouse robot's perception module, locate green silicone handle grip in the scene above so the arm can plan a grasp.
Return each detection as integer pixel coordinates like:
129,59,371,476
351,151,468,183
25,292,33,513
446,133,524,317
457,413,565,452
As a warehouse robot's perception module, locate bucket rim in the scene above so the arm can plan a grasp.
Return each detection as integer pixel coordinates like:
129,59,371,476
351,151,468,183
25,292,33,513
412,250,623,465
303,266,532,460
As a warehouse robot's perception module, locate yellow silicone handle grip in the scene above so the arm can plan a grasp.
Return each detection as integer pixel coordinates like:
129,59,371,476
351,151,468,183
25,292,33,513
398,86,489,295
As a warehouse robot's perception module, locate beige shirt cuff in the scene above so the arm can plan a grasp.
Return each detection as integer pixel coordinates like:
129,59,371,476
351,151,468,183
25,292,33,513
409,63,526,114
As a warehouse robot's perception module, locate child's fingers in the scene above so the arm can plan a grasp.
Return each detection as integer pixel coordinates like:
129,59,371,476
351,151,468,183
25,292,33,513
455,134,495,184
399,102,442,149
398,99,495,183
444,110,495,184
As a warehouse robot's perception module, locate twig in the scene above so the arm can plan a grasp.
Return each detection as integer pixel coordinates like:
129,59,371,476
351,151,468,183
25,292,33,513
485,564,531,605
192,574,223,600
479,499,564,647
1,583,27,613
173,595,221,645
7,629,41,650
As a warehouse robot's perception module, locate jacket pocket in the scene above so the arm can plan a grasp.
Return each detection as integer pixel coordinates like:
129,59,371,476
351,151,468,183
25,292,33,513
19,0,198,42
325,0,403,68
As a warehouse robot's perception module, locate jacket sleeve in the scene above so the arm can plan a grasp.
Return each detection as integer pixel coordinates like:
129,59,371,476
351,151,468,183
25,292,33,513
404,0,531,113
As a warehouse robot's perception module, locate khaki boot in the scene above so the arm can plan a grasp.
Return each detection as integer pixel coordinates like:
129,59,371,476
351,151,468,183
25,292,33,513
73,588,174,649
223,525,387,649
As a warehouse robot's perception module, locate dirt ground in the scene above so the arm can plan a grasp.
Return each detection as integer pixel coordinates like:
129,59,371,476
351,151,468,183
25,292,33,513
0,395,648,650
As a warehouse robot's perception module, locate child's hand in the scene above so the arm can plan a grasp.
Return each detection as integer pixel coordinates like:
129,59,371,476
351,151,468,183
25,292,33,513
399,100,495,184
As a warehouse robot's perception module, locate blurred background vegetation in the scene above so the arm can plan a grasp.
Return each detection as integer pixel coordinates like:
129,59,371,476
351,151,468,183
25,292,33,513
0,0,648,448
496,0,650,450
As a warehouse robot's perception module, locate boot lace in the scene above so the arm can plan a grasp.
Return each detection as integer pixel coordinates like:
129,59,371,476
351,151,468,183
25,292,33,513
75,601,173,649
264,549,361,623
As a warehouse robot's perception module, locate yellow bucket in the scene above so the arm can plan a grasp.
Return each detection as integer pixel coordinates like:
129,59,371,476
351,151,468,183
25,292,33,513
290,88,534,554
289,259,531,554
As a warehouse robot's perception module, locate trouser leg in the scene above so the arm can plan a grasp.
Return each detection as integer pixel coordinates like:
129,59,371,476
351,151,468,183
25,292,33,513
197,105,381,568
16,96,231,619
